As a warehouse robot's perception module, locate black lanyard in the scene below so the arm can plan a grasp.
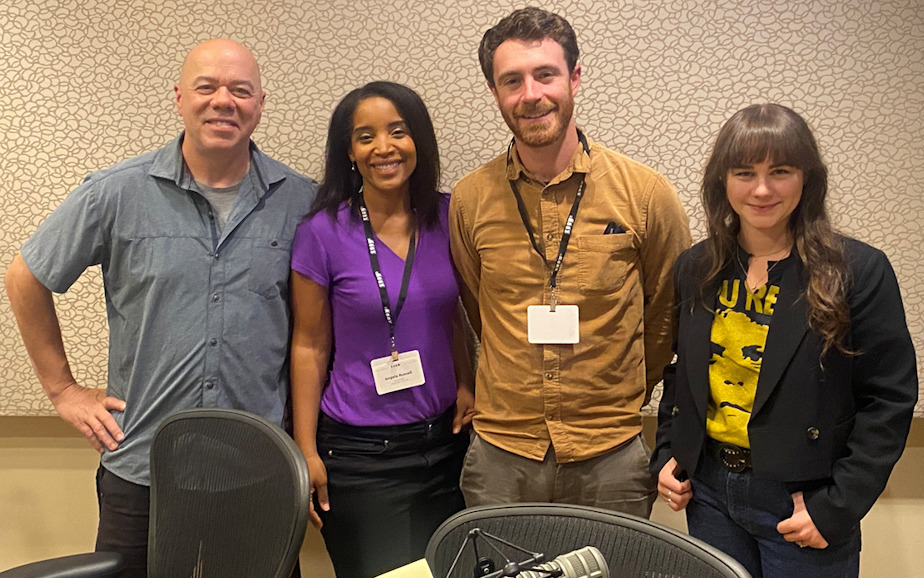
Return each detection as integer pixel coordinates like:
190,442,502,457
358,191,417,361
507,130,590,307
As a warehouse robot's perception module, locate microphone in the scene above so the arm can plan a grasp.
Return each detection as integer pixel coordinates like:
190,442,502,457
515,547,608,578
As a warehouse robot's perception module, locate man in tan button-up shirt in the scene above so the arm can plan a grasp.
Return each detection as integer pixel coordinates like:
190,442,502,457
450,7,691,517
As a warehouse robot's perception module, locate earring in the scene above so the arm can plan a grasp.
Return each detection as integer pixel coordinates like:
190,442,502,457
351,161,357,172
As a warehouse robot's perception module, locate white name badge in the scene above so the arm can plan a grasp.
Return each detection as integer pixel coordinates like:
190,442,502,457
527,305,580,344
371,350,426,395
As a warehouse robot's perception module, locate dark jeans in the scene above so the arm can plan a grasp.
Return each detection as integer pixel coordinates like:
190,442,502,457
687,449,860,578
317,409,468,578
95,465,302,578
95,466,150,578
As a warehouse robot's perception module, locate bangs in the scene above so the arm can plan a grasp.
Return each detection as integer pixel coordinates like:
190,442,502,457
712,104,822,176
724,121,808,170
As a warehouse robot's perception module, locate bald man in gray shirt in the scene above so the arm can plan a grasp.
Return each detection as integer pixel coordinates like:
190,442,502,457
5,39,316,577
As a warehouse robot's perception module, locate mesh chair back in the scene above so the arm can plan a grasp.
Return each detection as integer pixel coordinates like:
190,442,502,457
148,409,310,578
426,503,751,578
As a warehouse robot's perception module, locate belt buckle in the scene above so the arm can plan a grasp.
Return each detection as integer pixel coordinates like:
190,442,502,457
717,442,750,473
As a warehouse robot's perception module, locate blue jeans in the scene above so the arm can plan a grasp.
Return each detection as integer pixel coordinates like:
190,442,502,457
686,449,860,578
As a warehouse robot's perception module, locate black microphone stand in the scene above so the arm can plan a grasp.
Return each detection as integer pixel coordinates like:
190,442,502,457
443,528,564,578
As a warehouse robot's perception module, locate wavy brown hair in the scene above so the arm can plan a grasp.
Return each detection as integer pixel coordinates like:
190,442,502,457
699,104,851,355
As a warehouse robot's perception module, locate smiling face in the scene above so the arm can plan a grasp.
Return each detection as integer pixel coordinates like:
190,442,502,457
726,159,804,241
489,38,580,149
348,96,417,200
175,39,265,159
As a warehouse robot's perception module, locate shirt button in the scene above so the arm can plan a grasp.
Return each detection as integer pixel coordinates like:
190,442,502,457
205,381,214,390
546,233,554,241
671,405,679,417
545,372,553,380
807,427,820,440
271,240,278,247
547,414,554,421
212,293,220,302
209,338,217,346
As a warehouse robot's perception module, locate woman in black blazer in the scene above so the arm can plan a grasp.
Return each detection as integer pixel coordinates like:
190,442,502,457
651,104,917,578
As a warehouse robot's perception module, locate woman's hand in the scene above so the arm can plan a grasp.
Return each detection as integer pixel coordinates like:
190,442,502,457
453,385,476,434
305,453,330,529
777,491,829,549
657,457,693,511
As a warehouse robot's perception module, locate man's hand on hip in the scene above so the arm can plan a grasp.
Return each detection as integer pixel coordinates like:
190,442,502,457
52,383,126,453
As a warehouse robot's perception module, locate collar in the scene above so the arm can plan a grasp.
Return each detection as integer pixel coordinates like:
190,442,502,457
505,129,593,186
148,132,289,196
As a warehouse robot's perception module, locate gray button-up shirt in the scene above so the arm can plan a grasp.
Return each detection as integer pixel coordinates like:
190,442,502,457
21,134,317,485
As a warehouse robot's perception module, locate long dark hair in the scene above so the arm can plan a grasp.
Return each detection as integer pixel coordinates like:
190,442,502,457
699,103,850,355
309,81,442,229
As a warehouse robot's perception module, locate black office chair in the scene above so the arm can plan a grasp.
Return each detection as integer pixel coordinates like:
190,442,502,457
0,554,123,578
426,503,752,578
0,408,310,578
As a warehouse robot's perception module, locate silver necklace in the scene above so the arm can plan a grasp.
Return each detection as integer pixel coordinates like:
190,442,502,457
736,251,784,290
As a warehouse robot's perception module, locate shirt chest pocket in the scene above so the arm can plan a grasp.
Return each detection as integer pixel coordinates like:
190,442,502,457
248,238,292,299
575,233,637,295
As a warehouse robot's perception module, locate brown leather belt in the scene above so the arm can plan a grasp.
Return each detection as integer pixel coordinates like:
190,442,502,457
706,438,752,473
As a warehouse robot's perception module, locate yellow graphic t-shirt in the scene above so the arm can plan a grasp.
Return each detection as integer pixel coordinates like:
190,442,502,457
706,254,787,448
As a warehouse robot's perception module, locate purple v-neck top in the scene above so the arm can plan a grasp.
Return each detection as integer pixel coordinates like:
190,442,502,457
291,194,459,426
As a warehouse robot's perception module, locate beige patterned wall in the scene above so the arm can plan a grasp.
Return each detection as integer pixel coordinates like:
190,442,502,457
2,0,922,416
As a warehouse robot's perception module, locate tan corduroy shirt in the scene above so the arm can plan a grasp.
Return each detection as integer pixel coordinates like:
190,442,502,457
450,134,691,463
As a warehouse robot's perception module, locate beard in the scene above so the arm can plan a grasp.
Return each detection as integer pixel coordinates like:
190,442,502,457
502,96,574,148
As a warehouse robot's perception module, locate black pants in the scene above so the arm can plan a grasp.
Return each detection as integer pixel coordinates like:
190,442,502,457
95,466,150,578
95,466,302,578
317,409,468,578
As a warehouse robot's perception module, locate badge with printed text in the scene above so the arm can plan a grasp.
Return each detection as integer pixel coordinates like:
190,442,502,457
371,350,426,395
527,305,580,344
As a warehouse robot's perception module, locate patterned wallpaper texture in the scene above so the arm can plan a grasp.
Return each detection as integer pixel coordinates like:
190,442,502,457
1,0,922,416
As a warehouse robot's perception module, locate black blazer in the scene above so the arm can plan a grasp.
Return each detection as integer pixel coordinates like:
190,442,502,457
651,237,918,544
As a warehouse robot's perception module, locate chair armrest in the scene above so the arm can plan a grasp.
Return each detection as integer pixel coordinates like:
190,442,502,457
0,552,124,578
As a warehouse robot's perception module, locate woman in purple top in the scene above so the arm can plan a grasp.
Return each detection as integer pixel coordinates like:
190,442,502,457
290,81,474,578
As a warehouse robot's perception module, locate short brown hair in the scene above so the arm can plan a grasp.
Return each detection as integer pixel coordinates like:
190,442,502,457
479,7,579,87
